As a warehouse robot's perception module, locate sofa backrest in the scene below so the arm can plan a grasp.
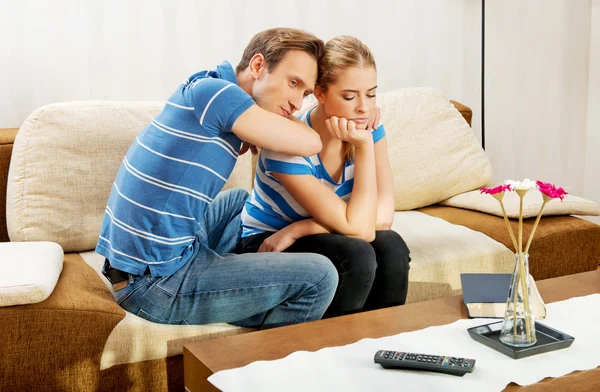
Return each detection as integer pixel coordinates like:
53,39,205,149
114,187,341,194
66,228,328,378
5,102,254,252
378,88,491,210
4,89,487,252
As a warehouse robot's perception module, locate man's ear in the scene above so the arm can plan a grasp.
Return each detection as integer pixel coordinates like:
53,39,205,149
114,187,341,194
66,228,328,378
248,54,266,80
314,85,326,104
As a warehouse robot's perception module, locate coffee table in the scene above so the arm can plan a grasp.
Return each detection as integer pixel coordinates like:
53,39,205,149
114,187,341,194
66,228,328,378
184,270,600,391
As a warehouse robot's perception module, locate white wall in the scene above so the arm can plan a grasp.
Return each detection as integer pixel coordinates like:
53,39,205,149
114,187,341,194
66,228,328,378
486,0,592,199
0,0,482,144
584,0,600,223
1,0,597,209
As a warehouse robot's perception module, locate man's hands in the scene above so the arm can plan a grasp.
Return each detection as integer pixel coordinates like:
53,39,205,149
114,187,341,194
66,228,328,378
239,141,258,156
258,230,297,252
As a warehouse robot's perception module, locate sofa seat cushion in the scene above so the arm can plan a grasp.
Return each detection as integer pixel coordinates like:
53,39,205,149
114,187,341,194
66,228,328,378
0,241,64,306
79,251,255,370
390,211,514,303
440,189,600,218
418,205,600,280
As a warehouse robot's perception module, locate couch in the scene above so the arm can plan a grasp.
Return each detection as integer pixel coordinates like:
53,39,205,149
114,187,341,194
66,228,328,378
1,88,599,391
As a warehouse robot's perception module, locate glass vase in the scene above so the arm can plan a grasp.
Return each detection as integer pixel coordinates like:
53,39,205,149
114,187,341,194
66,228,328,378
499,252,537,347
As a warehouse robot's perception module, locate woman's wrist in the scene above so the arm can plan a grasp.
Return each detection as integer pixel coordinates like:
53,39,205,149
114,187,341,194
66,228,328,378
352,137,374,148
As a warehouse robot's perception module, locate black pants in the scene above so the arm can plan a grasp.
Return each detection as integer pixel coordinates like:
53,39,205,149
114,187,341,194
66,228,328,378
237,230,411,318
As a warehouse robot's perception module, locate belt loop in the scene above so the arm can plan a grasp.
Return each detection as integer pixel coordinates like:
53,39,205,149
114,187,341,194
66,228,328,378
102,258,132,292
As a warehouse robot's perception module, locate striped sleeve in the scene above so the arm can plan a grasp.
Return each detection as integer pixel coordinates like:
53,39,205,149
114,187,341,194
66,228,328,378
188,78,255,135
262,150,313,176
372,121,386,144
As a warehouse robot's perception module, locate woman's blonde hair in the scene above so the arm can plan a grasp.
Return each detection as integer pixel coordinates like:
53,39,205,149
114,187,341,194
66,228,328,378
317,36,376,161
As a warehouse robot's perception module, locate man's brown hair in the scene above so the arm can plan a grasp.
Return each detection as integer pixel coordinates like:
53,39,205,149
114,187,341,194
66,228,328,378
235,28,325,74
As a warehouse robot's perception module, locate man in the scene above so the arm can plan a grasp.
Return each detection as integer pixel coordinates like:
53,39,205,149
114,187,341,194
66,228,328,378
97,28,338,329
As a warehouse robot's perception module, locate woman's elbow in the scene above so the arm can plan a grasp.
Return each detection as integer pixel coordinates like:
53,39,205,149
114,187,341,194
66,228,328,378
339,228,375,243
348,229,376,243
375,221,393,231
361,230,376,243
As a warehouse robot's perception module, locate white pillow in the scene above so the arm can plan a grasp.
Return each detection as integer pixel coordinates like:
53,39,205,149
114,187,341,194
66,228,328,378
440,189,600,219
0,242,64,307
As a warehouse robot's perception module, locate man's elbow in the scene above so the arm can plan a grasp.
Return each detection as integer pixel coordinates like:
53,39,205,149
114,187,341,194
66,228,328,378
300,135,322,157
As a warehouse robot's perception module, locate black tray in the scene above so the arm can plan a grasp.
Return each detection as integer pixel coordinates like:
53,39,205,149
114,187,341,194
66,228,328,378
467,321,574,359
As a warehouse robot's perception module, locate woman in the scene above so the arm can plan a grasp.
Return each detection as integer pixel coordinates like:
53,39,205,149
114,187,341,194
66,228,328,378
237,36,411,318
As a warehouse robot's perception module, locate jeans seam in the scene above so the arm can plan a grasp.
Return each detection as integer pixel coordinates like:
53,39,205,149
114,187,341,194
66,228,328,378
174,282,310,297
301,267,335,323
117,276,152,305
206,193,247,243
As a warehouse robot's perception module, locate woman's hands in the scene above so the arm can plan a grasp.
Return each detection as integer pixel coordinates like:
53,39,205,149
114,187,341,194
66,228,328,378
324,106,380,145
258,230,297,252
325,117,372,145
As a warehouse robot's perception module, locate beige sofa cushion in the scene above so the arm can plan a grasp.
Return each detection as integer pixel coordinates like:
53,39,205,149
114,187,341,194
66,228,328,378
377,88,492,210
390,211,514,303
7,102,254,252
440,189,600,218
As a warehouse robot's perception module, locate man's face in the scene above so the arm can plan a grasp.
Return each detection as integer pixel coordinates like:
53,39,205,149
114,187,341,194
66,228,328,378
251,50,317,117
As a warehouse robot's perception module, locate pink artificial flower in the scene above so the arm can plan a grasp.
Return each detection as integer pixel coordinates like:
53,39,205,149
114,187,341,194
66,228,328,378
480,184,513,195
536,181,568,201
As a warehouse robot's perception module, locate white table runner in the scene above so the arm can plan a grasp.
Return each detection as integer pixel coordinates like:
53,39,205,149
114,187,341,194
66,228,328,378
209,294,600,391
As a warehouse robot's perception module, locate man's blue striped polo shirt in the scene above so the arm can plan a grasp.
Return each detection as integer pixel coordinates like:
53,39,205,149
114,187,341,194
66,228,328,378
96,61,255,277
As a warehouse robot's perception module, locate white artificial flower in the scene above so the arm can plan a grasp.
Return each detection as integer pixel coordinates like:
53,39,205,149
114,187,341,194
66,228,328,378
504,178,537,191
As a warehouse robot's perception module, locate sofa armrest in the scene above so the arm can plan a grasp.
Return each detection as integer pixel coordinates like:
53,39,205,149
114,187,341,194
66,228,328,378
0,128,19,242
0,253,126,391
450,100,473,127
418,205,600,280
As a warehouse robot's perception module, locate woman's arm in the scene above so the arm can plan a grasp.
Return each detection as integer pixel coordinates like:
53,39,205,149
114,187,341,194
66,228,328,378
374,136,395,230
257,218,330,252
273,117,378,242
263,134,394,252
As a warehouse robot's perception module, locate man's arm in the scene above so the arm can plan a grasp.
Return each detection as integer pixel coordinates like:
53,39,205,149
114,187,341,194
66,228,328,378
232,105,321,157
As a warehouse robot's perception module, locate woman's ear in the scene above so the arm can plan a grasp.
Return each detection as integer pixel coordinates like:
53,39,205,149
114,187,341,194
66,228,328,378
314,85,326,104
248,54,266,80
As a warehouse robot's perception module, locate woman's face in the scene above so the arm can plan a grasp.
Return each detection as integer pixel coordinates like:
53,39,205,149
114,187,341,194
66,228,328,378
316,66,377,130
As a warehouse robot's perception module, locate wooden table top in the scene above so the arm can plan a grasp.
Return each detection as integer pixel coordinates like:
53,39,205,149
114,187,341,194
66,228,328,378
184,270,600,391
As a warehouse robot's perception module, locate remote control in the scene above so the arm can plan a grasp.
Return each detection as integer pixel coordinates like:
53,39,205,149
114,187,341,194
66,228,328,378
374,350,476,377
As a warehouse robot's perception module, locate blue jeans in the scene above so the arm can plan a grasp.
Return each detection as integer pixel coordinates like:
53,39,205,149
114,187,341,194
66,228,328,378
113,189,338,329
